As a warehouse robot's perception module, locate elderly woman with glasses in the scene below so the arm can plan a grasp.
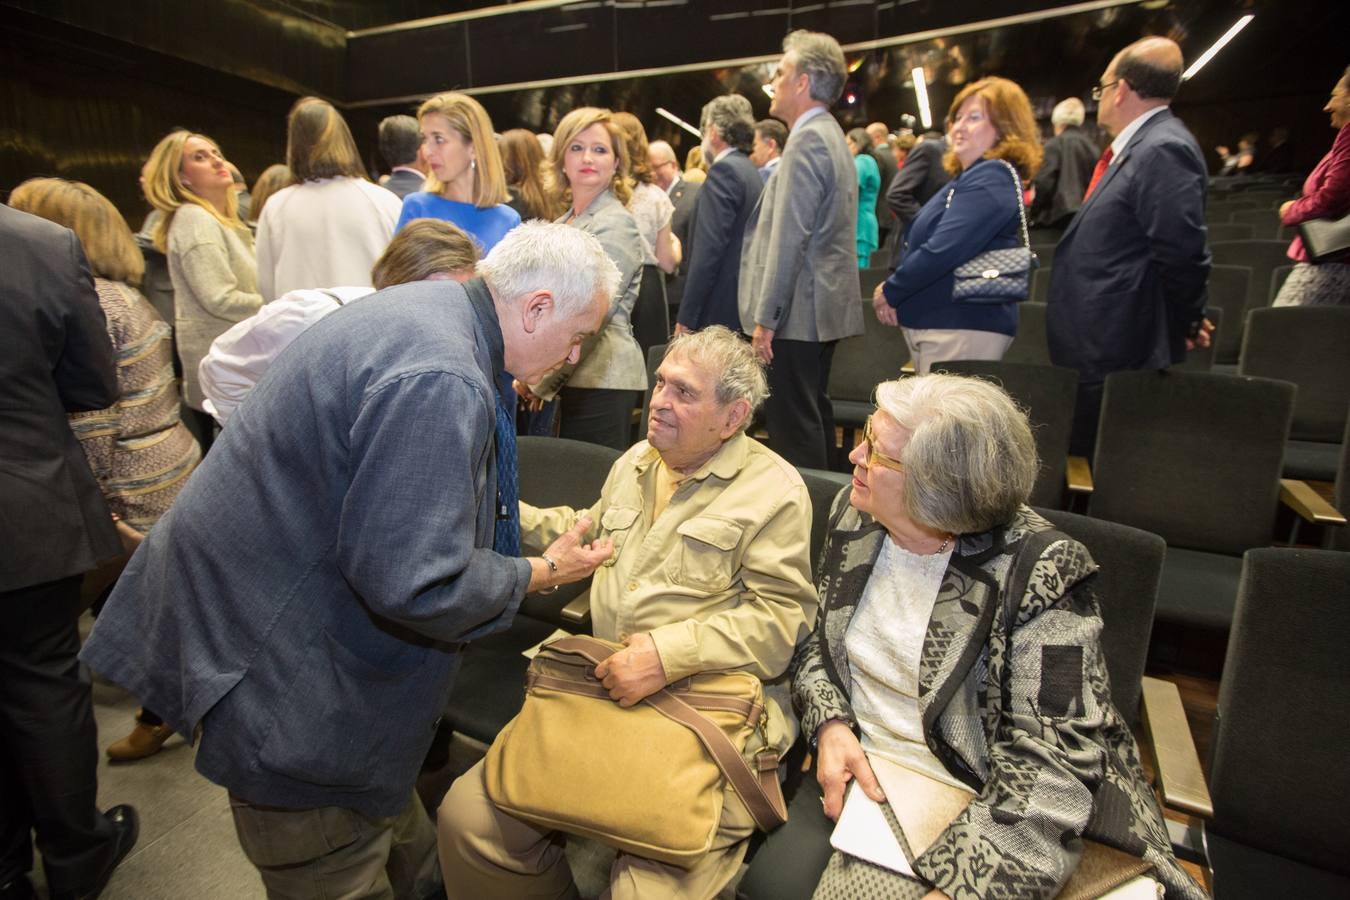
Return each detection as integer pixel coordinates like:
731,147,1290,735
782,373,1204,899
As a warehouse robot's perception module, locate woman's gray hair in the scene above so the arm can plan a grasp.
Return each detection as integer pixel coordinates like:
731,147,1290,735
783,30,847,105
476,221,620,318
874,373,1038,535
665,325,768,432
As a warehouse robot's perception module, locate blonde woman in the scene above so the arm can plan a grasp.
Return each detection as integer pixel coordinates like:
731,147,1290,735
11,177,202,762
528,106,646,450
255,97,403,300
397,92,522,252
142,129,263,419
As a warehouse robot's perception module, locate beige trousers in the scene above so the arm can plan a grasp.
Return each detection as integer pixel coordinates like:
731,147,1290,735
229,792,441,900
901,327,1014,374
437,759,754,900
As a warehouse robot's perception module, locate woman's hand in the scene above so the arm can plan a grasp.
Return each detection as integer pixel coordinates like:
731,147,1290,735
1279,200,1295,219
815,719,885,820
873,283,898,327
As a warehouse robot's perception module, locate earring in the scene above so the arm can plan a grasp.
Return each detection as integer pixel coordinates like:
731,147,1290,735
470,159,476,171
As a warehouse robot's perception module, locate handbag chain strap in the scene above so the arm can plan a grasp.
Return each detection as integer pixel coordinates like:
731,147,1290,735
944,159,1033,251
545,635,788,831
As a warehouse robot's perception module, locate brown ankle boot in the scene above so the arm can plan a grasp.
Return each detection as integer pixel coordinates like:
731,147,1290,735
107,719,173,762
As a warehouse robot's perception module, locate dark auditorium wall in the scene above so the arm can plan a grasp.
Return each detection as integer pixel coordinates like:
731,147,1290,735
0,5,303,227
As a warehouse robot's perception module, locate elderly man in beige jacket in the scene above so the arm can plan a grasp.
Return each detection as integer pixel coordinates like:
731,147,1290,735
439,325,818,900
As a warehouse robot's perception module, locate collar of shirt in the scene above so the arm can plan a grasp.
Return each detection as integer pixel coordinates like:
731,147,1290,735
665,174,683,197
1109,105,1168,164
391,165,423,177
712,146,736,165
761,156,781,172
631,431,751,485
463,276,506,378
790,105,828,136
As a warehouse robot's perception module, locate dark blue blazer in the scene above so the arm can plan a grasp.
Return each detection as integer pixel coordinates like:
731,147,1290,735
677,150,763,331
1046,109,1210,382
0,206,121,590
881,157,1024,337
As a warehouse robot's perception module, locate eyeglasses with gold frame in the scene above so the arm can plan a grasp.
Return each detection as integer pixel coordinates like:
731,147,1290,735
862,416,905,473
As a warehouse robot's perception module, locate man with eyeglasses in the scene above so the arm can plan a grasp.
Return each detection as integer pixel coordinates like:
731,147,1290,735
1046,36,1212,456
649,139,700,317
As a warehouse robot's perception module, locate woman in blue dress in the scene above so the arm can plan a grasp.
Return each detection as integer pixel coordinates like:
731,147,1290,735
397,92,521,254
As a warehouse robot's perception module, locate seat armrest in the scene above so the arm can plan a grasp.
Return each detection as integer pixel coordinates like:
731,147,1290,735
560,592,591,625
1279,479,1347,525
1141,676,1213,818
1066,456,1094,494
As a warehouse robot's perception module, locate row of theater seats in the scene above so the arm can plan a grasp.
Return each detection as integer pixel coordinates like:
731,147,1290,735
438,434,1350,897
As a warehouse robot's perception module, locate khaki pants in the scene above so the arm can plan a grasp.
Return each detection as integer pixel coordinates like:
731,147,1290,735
901,327,1014,374
437,759,754,900
229,792,441,900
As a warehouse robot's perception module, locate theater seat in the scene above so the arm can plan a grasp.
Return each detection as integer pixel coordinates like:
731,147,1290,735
1001,301,1051,366
937,360,1082,510
1238,306,1350,482
1190,549,1350,898
1087,370,1301,638
826,298,907,465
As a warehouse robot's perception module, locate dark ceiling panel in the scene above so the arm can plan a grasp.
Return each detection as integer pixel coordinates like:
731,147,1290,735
2,0,346,99
345,22,471,100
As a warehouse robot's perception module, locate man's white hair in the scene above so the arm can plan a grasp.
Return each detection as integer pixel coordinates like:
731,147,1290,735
649,139,677,165
1051,97,1086,128
476,221,619,317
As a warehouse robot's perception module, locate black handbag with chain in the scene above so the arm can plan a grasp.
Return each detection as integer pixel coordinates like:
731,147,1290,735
950,160,1039,304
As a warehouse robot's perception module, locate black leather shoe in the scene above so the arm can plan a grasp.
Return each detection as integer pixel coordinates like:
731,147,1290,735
0,875,36,900
49,805,139,900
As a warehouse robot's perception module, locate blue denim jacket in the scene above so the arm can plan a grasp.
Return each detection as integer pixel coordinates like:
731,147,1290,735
82,278,531,816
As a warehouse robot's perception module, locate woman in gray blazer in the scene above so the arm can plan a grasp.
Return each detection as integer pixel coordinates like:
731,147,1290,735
528,107,646,450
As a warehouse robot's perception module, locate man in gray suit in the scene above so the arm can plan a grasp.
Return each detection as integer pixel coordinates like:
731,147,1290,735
739,29,864,469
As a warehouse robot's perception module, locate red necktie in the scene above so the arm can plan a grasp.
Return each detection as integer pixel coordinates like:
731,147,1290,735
1083,146,1114,201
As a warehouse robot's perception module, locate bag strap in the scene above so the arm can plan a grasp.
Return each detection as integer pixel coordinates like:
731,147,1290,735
546,635,788,832
942,160,1033,252
996,159,1033,252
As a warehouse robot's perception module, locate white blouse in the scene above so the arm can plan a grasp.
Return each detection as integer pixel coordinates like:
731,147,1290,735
845,536,970,790
626,181,674,266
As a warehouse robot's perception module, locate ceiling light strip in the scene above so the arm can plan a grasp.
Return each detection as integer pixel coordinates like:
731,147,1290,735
911,67,932,129
1181,14,1255,81
656,106,702,138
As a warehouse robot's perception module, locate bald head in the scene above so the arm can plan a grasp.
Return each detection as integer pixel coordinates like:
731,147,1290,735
865,122,889,146
1098,36,1183,135
1113,37,1183,101
648,140,679,190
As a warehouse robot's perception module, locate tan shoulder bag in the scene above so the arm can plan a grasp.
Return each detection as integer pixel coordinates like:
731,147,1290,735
483,635,787,868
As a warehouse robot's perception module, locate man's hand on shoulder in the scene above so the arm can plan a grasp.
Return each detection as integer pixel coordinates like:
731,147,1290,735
594,632,667,707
